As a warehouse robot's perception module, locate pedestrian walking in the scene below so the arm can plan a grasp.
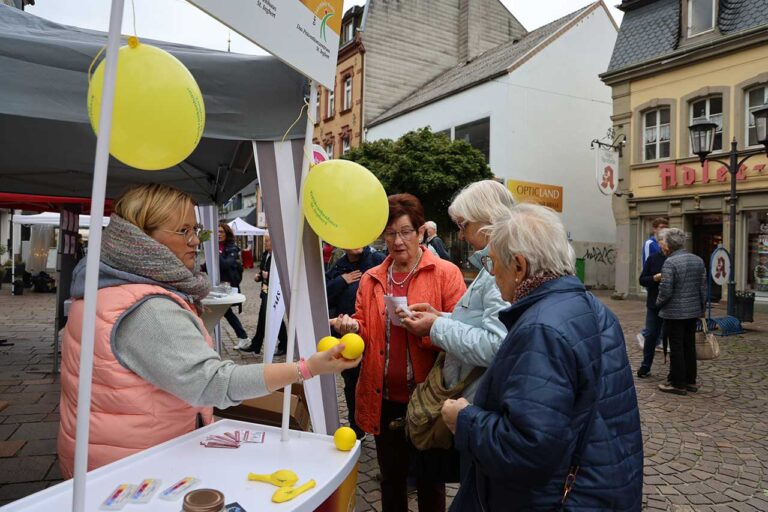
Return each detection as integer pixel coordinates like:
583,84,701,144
638,217,668,349
636,249,667,378
656,228,707,395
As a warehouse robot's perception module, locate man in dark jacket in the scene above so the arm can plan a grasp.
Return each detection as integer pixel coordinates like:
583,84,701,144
637,250,666,378
246,235,287,355
656,228,707,395
325,246,384,438
424,221,450,260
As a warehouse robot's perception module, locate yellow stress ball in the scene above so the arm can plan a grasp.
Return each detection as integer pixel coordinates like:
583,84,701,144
333,427,357,451
317,336,340,352
340,333,364,359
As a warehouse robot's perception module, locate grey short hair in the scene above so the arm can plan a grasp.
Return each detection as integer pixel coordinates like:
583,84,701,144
424,221,437,231
448,180,516,225
487,203,575,277
659,227,685,252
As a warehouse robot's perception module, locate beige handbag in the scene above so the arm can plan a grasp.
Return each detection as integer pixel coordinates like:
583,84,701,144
696,321,720,360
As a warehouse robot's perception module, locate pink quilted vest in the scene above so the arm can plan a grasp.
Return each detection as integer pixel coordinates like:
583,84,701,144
57,284,213,479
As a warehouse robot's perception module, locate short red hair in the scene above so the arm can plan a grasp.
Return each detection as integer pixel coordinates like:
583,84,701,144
387,193,425,230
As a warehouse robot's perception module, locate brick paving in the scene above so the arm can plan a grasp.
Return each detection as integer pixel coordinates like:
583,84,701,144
1,270,767,510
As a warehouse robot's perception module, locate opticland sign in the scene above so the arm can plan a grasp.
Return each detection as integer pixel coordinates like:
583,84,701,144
506,179,563,212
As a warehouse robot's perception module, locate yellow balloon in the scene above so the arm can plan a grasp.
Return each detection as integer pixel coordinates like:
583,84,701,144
317,336,340,352
333,427,357,451
302,160,388,249
340,333,364,359
87,37,205,171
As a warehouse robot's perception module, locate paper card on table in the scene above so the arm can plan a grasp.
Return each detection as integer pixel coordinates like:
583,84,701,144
384,295,410,327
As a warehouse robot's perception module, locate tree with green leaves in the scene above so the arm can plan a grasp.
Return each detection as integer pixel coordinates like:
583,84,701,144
342,127,492,234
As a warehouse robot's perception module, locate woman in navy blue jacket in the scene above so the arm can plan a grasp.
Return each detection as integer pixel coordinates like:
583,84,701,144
441,204,643,511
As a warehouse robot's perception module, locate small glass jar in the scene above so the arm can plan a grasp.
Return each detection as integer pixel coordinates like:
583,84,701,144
182,488,225,512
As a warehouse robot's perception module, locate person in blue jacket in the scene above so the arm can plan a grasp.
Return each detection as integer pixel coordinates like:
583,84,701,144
325,245,385,438
441,204,643,511
637,250,667,378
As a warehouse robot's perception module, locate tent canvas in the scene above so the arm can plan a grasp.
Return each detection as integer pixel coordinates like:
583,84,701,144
228,216,267,236
0,4,307,204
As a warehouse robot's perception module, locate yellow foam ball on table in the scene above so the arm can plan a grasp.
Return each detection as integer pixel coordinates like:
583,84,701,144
340,333,365,359
317,336,340,352
333,427,357,451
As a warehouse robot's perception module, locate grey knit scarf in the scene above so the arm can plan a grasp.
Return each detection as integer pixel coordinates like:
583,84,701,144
101,214,211,307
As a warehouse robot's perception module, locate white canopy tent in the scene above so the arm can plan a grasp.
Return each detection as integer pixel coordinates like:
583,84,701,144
12,212,110,227
228,216,267,236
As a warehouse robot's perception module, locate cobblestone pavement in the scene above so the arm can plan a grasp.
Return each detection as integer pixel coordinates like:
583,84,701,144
1,270,767,511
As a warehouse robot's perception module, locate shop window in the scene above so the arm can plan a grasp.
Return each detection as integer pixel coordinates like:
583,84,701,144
325,141,334,159
326,89,335,119
688,0,715,37
455,117,490,163
691,96,722,152
643,107,670,161
746,210,768,296
746,85,768,146
342,136,350,154
343,76,353,111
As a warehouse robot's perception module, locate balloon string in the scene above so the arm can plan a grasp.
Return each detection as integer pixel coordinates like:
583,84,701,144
87,45,107,85
130,0,137,37
281,99,308,144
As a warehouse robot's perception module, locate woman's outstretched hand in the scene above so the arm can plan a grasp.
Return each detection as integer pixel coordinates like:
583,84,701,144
306,343,361,376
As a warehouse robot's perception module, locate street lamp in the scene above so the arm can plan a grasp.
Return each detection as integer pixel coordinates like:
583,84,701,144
689,105,768,317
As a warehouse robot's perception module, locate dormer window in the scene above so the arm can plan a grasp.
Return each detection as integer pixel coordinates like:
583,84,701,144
688,0,715,37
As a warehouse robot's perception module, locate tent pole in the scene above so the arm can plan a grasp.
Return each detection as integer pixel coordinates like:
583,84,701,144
72,0,124,510
9,211,14,292
281,80,318,442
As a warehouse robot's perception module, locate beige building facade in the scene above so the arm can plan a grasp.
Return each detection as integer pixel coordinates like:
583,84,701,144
602,0,768,301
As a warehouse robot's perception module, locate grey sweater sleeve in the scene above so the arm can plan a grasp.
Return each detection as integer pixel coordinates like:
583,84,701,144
112,296,268,408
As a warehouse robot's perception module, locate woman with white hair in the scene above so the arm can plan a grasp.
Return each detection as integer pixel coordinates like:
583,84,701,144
655,227,707,396
441,203,643,511
399,180,513,401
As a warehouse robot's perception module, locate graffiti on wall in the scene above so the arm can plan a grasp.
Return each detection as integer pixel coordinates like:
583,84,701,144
572,241,615,289
582,246,615,266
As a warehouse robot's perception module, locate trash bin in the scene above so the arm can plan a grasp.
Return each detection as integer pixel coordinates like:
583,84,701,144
734,291,755,323
575,258,585,283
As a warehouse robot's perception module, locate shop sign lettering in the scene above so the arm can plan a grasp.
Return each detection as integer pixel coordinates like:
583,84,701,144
660,162,766,190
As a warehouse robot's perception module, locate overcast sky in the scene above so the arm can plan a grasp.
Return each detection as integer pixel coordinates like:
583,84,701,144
27,0,622,55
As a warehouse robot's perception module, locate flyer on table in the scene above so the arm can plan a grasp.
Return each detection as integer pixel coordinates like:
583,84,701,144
186,0,342,89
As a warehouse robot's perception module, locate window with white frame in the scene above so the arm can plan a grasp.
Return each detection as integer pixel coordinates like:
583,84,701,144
691,96,722,152
343,77,352,111
326,89,335,118
315,87,322,123
688,0,715,37
643,107,671,161
344,22,354,43
747,85,768,146
342,136,350,154
325,141,334,159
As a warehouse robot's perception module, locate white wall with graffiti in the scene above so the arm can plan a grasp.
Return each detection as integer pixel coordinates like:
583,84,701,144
572,241,615,289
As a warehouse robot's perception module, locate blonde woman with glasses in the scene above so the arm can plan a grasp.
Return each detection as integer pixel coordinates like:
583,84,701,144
332,193,466,512
58,184,359,479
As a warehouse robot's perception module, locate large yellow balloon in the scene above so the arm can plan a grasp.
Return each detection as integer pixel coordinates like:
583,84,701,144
87,37,205,171
303,160,388,249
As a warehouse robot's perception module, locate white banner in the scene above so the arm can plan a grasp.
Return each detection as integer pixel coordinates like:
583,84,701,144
186,0,342,89
263,255,286,364
596,147,619,196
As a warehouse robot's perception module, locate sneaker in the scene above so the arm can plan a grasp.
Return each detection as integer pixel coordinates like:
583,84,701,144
637,367,651,378
685,384,698,393
636,333,645,349
235,338,252,350
658,383,687,395
655,344,664,353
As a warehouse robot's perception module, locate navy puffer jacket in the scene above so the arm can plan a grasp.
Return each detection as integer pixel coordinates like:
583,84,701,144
451,276,643,511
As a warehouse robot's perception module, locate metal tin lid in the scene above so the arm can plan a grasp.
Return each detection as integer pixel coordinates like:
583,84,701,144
182,488,225,512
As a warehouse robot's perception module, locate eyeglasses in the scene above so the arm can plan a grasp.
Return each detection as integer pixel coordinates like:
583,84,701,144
480,255,494,275
383,228,417,241
162,224,204,244
455,220,468,232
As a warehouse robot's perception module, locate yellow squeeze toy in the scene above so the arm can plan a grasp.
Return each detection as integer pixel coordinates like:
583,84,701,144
247,469,299,487
271,480,317,503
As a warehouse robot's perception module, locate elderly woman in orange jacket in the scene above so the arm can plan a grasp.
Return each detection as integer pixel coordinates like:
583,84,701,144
333,193,466,512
